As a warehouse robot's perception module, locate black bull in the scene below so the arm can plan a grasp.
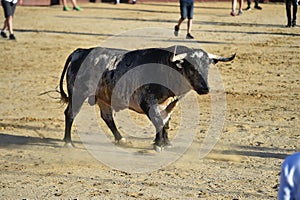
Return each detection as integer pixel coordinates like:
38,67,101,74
59,45,235,151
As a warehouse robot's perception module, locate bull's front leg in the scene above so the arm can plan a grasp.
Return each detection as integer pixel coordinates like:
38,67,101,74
141,101,171,152
98,102,125,143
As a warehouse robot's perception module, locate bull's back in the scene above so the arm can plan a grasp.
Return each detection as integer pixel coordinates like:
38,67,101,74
66,47,128,101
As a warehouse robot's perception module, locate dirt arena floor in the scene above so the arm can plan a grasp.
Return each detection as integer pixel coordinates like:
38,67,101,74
0,1,300,199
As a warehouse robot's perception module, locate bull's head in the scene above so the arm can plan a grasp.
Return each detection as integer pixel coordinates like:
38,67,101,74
170,45,235,95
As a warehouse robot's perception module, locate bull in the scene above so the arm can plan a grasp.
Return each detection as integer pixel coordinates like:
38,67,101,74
59,45,235,151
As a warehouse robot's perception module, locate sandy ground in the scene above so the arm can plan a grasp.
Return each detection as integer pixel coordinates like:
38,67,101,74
0,1,300,199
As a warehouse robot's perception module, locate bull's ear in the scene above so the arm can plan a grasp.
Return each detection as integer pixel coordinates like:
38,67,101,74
170,53,188,62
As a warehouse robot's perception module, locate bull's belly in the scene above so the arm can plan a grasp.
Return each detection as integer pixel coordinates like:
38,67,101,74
128,101,144,114
97,92,178,125
129,96,179,125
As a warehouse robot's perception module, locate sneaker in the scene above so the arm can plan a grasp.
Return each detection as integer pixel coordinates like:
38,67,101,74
63,6,70,11
285,23,291,28
238,10,243,15
292,21,296,27
230,11,236,16
254,5,262,10
245,6,251,11
1,31,7,38
174,25,179,36
73,6,82,11
186,33,194,39
9,34,16,40
132,0,136,4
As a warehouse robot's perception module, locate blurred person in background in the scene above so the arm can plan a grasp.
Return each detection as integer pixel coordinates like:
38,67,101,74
245,0,262,11
62,0,82,11
285,0,298,27
231,0,243,16
174,0,195,39
278,151,300,200
1,0,22,40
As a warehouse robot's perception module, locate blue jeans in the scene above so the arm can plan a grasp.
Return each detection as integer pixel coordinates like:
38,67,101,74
180,0,194,20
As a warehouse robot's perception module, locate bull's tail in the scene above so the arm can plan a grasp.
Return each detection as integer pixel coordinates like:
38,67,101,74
208,53,236,64
59,52,73,103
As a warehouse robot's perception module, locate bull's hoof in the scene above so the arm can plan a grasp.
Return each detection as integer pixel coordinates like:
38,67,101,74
163,139,172,148
154,144,164,153
164,143,173,148
64,142,75,148
116,137,127,145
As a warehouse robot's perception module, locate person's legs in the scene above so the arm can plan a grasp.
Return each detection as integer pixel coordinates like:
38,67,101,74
247,0,251,7
1,19,8,38
2,2,16,39
9,2,16,38
286,0,292,26
7,15,13,35
174,18,184,36
186,19,194,39
186,2,194,39
187,19,192,34
62,0,67,7
292,0,298,26
7,16,15,39
176,18,184,29
178,1,187,29
2,19,8,31
231,0,237,15
254,0,262,9
70,0,77,7
71,0,81,10
238,0,243,14
174,1,186,36
62,0,70,10
1,1,10,34
186,2,193,33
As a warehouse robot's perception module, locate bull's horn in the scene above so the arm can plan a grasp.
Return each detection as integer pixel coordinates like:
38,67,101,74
208,53,236,64
170,53,188,62
170,45,188,62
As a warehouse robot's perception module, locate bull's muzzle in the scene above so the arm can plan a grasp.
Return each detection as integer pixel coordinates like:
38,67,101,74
198,87,210,95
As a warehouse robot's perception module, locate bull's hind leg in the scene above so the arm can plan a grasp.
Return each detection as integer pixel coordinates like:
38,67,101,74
64,104,75,147
99,102,124,143
63,95,86,147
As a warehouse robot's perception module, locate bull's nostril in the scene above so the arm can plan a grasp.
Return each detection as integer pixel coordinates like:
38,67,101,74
203,87,210,94
197,88,209,95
